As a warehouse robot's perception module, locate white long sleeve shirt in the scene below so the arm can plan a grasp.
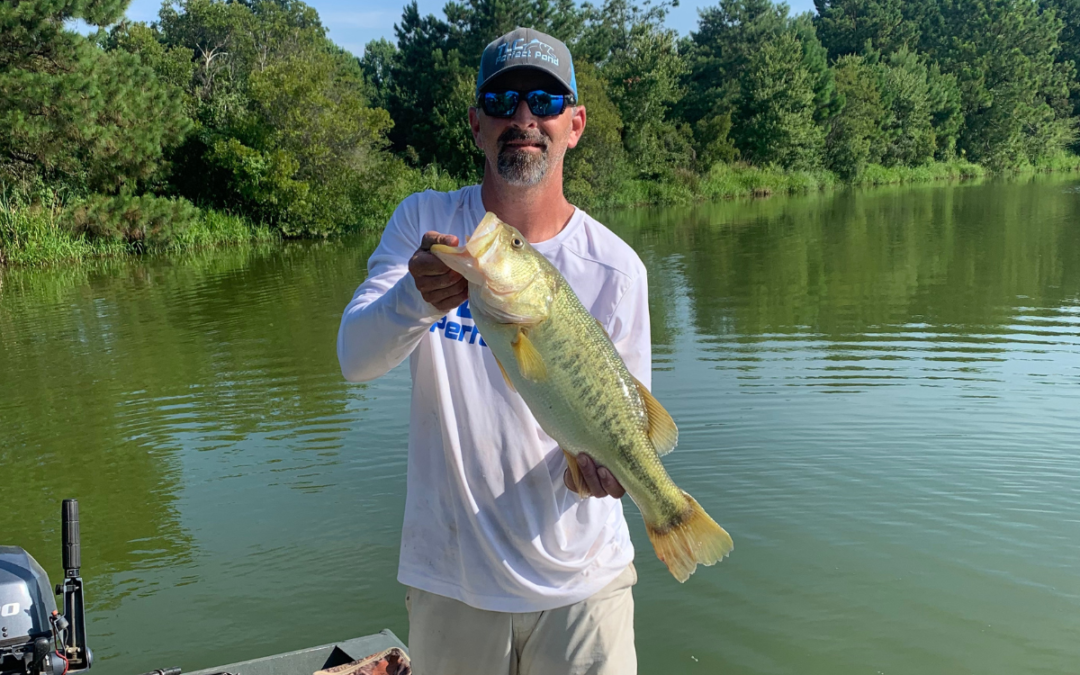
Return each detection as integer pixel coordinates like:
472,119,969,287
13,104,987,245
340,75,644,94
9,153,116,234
337,185,650,612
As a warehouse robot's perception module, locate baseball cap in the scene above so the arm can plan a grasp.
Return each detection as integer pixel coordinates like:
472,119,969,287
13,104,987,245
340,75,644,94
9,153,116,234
476,27,578,99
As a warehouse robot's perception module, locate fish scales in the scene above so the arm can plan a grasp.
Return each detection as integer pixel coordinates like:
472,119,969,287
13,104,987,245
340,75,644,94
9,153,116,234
477,281,687,527
431,212,733,582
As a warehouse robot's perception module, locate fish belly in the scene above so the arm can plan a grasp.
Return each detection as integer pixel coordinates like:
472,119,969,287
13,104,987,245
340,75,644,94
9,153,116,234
473,287,686,526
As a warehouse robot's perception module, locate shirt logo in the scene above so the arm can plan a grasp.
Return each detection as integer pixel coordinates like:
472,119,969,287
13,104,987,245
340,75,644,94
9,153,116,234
430,300,487,347
495,38,559,67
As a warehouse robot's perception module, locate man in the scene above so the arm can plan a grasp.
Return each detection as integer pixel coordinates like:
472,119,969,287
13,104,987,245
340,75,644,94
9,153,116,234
337,27,649,674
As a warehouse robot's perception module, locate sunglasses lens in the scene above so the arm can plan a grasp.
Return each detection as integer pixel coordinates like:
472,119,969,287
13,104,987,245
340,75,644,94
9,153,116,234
526,91,565,116
481,92,519,117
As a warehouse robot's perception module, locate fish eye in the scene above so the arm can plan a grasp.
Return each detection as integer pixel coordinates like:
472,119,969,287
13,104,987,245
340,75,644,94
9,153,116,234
512,237,524,249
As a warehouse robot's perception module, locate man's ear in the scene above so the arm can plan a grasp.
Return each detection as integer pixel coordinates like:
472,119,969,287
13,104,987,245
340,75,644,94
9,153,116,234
469,107,483,149
566,105,586,150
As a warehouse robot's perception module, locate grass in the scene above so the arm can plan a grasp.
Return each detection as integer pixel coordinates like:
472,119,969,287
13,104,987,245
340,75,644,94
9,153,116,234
585,158,992,210
0,188,125,266
1,187,278,267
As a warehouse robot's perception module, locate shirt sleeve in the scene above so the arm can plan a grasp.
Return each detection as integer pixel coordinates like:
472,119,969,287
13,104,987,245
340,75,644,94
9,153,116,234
337,195,445,382
608,263,652,391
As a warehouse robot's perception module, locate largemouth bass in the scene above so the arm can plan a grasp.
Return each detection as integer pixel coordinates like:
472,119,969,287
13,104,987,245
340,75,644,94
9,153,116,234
432,212,733,582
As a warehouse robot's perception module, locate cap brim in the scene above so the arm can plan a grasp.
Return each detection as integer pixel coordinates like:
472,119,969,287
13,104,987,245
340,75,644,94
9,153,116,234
477,64,574,96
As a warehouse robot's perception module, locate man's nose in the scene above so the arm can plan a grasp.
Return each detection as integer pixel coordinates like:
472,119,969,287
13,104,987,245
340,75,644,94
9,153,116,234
509,99,539,127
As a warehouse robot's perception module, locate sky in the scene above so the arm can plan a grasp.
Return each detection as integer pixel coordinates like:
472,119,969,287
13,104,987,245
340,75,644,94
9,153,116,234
112,0,819,57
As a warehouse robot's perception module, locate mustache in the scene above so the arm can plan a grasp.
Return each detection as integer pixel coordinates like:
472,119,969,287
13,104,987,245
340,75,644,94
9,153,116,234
497,128,549,150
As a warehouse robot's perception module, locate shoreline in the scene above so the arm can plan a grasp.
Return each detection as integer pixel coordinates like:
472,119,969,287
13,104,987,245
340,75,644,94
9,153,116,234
3,158,1078,270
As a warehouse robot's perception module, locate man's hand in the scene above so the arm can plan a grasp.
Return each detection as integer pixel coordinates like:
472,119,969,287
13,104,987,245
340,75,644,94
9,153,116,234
410,232,469,311
564,452,626,498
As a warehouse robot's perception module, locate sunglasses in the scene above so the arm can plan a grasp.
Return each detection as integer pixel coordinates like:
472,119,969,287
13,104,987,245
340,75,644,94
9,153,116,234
476,90,577,118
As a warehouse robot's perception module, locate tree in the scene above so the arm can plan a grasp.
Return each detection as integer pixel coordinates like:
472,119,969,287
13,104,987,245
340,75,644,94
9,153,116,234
563,63,629,204
877,49,937,166
826,54,885,178
813,0,920,58
679,0,836,166
679,0,790,126
919,0,1077,167
149,0,395,235
578,0,691,176
735,32,825,169
0,0,190,192
1041,0,1080,149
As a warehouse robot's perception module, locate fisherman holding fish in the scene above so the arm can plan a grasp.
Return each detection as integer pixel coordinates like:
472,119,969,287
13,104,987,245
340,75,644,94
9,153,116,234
338,27,730,675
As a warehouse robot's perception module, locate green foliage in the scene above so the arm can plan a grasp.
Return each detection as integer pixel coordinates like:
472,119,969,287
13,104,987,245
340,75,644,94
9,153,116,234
877,49,938,166
0,186,125,266
5,0,1080,268
735,32,825,169
0,184,273,265
0,0,191,192
578,0,691,175
914,0,1077,168
681,1,838,164
68,192,198,249
1041,0,1080,149
149,0,396,236
813,0,921,58
693,114,740,168
681,0,791,126
827,54,885,178
563,63,630,207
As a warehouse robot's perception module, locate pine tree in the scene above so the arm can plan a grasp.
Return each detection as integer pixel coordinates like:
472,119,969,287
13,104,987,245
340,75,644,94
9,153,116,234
921,0,1077,167
1040,0,1080,149
0,0,191,191
736,32,825,169
813,0,921,58
826,54,885,178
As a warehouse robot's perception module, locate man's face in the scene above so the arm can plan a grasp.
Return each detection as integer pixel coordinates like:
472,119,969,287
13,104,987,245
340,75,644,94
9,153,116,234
469,70,586,186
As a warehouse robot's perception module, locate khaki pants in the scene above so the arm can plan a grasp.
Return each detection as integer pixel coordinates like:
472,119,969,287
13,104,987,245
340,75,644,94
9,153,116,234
405,564,637,675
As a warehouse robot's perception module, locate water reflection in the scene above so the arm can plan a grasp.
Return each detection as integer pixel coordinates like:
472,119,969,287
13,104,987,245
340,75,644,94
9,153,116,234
1,178,1078,674
605,177,1080,393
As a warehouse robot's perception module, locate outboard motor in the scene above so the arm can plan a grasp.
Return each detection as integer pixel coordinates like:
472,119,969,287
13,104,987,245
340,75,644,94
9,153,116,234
0,501,92,675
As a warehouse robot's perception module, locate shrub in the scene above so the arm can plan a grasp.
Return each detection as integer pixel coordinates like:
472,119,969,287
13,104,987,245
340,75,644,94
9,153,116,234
67,192,199,250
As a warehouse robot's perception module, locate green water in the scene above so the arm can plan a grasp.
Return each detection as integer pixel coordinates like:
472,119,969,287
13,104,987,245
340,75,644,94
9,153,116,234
2,176,1079,675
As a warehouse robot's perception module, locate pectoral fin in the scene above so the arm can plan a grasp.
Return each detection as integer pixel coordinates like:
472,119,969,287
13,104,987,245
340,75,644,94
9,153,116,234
494,356,516,392
632,375,678,456
512,329,547,381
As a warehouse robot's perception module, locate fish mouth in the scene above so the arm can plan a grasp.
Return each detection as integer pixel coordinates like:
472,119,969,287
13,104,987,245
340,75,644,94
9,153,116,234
429,213,502,286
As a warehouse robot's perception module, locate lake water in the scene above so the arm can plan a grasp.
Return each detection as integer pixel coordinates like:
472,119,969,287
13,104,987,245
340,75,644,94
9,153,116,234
2,176,1079,675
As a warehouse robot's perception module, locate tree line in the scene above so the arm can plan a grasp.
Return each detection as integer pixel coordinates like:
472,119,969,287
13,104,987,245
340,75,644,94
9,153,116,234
2,0,1079,251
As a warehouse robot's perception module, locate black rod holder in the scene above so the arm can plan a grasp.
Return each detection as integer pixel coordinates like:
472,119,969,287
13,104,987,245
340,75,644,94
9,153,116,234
62,499,80,577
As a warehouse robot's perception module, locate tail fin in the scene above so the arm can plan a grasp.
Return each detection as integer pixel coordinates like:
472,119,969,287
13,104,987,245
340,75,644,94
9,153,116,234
645,492,733,583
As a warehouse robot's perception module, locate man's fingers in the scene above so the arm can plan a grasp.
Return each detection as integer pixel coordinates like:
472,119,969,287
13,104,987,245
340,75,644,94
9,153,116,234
564,467,577,492
414,269,463,292
425,279,468,309
577,453,606,498
597,466,626,499
412,250,456,277
420,231,460,251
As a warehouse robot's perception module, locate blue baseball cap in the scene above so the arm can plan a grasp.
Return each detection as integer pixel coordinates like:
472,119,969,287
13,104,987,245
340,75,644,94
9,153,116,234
476,27,578,99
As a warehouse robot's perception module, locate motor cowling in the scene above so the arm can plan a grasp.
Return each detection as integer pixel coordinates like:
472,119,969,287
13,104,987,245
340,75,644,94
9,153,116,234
0,546,61,675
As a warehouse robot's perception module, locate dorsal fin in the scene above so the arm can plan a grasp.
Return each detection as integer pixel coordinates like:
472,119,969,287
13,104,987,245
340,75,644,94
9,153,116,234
632,375,678,456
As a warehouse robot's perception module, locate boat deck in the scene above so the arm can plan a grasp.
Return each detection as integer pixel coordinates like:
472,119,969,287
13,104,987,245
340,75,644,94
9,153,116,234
186,631,407,675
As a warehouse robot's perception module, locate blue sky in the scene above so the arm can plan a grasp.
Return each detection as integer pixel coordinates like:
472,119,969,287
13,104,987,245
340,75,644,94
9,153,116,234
113,0,818,56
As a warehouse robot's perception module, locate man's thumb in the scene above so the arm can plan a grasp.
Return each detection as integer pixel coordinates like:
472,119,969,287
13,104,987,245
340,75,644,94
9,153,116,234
421,231,459,250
